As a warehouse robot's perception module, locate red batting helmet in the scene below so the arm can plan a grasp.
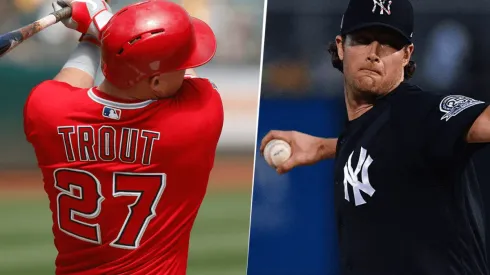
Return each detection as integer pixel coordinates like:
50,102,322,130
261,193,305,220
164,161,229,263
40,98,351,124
100,0,217,89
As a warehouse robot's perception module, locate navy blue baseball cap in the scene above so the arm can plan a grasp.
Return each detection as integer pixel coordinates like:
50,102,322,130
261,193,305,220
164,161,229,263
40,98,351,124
340,0,414,44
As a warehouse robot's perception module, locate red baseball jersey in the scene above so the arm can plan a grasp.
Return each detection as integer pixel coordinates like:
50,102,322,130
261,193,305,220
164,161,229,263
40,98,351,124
23,76,224,275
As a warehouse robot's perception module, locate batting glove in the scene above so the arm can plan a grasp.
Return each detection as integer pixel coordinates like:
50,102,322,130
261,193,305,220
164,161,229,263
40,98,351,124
52,0,113,45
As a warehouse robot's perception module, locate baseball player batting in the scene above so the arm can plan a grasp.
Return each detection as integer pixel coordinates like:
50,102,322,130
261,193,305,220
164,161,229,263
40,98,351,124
23,0,223,274
261,0,490,274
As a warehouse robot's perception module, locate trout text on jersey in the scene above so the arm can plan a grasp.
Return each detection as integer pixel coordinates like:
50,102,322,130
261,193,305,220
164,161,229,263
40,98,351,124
57,125,160,165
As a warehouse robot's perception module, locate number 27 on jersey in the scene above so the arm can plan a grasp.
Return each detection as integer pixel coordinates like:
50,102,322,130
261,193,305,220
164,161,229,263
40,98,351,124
54,168,166,250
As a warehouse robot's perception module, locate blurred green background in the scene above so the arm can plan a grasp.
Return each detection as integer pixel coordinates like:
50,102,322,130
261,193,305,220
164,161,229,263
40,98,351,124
0,0,262,274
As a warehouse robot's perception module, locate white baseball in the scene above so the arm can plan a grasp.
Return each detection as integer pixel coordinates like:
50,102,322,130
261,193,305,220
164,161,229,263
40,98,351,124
264,139,292,168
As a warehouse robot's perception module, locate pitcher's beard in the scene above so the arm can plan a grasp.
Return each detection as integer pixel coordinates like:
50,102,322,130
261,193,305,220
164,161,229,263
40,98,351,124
347,76,384,104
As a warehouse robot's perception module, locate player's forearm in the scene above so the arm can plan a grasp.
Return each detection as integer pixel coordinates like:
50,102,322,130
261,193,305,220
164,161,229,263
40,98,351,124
54,41,100,88
467,106,490,143
319,138,338,160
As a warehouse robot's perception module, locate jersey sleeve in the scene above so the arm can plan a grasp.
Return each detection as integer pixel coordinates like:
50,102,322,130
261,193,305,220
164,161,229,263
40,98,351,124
422,94,489,157
23,80,76,143
183,77,224,169
184,75,219,91
197,77,223,162
207,79,223,167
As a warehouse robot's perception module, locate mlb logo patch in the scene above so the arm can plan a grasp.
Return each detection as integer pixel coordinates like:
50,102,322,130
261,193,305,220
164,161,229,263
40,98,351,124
103,106,121,120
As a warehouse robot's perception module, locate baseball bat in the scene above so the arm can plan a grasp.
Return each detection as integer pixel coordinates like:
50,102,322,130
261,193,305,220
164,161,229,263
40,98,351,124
0,7,72,58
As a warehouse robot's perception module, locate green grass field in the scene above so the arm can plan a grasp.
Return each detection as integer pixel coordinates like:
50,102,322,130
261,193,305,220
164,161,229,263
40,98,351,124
0,190,251,275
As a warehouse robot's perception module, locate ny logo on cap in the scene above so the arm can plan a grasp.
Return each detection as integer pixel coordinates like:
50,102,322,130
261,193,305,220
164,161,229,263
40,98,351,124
372,0,392,15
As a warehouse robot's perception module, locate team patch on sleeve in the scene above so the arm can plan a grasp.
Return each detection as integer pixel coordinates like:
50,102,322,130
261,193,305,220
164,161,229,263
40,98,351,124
439,95,484,121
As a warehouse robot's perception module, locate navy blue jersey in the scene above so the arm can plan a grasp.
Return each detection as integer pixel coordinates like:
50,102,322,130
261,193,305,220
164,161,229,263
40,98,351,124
334,82,489,275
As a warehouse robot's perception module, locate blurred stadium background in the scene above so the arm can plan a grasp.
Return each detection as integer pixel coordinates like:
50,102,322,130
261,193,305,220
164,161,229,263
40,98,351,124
0,0,263,274
249,0,490,274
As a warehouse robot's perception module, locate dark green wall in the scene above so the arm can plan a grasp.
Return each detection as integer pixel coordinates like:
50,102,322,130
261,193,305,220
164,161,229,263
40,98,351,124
0,65,57,168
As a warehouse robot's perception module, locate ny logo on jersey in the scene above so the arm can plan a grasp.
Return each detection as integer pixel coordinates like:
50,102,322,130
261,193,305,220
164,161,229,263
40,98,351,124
343,147,376,206
372,0,392,15
103,106,121,120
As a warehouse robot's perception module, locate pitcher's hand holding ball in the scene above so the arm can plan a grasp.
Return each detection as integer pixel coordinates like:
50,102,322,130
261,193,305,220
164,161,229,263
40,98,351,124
260,130,336,174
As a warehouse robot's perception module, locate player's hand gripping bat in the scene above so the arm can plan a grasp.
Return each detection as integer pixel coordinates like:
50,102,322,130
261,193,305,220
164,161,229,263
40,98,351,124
0,0,111,58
